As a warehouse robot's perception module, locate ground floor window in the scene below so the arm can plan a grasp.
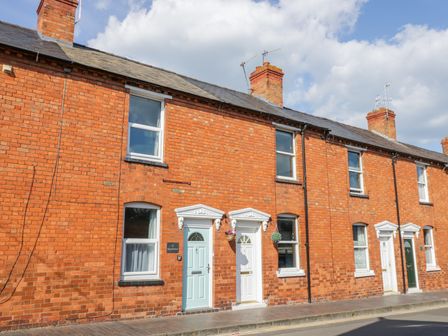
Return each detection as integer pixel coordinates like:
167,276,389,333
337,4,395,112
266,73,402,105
424,226,438,270
121,202,160,280
353,224,373,277
277,215,303,276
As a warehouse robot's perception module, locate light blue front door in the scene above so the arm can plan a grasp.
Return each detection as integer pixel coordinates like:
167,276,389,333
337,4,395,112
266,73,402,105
183,227,210,310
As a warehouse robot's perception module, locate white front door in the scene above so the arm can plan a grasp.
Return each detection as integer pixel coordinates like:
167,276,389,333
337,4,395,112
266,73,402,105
380,236,397,293
236,228,258,303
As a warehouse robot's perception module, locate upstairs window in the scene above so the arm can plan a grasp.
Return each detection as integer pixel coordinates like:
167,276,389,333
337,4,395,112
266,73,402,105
276,130,296,179
127,90,165,162
348,150,364,194
423,226,438,270
416,164,429,202
122,203,160,280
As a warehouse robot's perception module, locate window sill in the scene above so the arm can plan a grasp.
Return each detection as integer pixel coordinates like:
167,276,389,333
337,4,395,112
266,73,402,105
118,279,164,287
276,268,305,278
349,192,369,199
419,201,433,206
354,270,375,278
426,266,441,272
275,178,302,185
125,156,168,168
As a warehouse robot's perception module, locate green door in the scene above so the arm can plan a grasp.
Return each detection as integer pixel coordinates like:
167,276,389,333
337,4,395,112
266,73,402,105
404,239,417,288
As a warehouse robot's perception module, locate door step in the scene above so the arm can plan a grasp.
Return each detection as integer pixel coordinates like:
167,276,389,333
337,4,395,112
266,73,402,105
232,302,267,310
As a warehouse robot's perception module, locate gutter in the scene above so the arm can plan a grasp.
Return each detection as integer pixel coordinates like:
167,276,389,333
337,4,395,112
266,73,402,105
301,124,312,303
391,153,407,294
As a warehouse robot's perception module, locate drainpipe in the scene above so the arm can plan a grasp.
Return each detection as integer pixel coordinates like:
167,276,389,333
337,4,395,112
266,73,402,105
301,124,312,303
392,153,407,294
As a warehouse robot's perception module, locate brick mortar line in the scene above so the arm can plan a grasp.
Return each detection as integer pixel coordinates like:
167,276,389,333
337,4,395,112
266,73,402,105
156,299,448,336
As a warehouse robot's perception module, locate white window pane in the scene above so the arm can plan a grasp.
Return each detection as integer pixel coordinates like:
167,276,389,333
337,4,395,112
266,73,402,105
124,207,157,239
129,128,159,156
418,183,427,200
348,151,360,169
278,218,295,241
425,247,434,265
353,226,366,246
276,130,294,153
424,229,432,245
349,172,361,190
278,243,296,268
277,153,294,177
129,95,161,127
417,166,425,183
125,243,155,273
354,248,367,269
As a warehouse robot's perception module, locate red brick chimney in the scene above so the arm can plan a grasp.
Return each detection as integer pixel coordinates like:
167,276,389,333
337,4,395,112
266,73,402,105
249,62,284,107
37,0,79,43
442,137,448,155
366,107,397,140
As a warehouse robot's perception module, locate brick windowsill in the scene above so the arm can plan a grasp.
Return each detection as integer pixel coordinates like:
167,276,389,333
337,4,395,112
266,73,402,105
419,201,434,207
118,279,165,287
275,178,302,186
349,192,369,199
125,157,169,169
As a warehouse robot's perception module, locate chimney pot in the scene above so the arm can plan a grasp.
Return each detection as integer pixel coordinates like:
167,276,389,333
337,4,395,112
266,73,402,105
249,62,284,107
442,137,448,155
366,107,397,140
37,0,79,44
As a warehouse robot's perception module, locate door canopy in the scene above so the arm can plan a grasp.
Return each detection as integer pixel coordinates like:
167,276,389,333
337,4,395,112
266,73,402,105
401,223,421,238
175,204,225,230
228,208,271,232
374,220,398,238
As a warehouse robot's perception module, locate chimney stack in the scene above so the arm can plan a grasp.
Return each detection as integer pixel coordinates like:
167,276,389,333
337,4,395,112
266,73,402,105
442,137,448,155
249,62,284,107
366,107,397,140
37,0,79,44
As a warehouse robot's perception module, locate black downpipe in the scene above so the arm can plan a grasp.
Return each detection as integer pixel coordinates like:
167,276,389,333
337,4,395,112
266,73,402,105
392,154,407,294
301,124,312,303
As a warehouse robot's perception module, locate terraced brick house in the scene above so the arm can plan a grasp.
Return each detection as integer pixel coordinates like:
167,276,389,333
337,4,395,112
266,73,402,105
1,0,448,331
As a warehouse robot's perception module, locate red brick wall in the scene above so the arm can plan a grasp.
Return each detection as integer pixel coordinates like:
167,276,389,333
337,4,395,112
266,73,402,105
0,48,447,330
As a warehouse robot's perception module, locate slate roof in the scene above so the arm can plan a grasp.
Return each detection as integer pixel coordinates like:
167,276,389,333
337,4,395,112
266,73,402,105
1,20,447,164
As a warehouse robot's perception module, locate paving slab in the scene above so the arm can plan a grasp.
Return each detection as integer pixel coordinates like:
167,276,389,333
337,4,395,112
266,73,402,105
3,291,448,336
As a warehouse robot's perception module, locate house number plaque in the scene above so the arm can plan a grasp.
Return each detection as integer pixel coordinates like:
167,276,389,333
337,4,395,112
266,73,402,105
167,242,179,253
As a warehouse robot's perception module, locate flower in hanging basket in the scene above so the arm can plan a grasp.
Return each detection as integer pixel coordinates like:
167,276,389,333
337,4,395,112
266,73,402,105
225,229,236,241
271,231,282,243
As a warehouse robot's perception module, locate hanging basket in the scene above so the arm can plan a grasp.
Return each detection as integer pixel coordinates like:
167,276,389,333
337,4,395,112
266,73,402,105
271,231,282,244
225,230,236,241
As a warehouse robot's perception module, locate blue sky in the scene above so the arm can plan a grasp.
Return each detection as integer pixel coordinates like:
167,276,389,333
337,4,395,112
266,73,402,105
3,0,447,45
1,0,448,152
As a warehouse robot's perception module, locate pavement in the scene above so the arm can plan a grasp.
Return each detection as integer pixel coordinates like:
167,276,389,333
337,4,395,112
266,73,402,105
247,307,448,335
3,291,448,336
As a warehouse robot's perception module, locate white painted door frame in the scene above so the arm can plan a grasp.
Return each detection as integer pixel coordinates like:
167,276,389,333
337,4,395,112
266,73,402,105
401,223,421,293
175,204,225,311
235,221,262,305
183,218,213,310
375,221,399,294
229,208,270,310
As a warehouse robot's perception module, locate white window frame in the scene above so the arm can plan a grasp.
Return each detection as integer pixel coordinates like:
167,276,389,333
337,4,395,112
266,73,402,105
423,226,440,272
276,215,304,277
416,163,430,203
353,224,374,278
348,150,364,194
275,129,297,180
121,202,161,281
126,85,171,163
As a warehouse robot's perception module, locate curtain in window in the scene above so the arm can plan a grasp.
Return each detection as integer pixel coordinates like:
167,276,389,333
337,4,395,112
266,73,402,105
125,243,155,273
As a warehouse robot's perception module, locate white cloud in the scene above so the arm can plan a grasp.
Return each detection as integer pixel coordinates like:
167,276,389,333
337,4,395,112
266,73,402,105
88,0,448,151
